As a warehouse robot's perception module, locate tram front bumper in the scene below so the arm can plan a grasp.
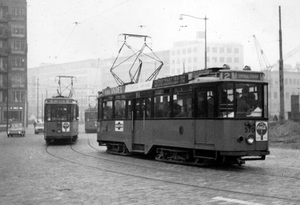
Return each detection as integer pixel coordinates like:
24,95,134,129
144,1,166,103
220,150,270,160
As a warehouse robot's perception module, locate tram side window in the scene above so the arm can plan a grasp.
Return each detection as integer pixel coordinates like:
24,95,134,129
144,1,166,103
154,95,170,118
114,99,125,119
173,93,192,118
144,97,152,118
103,100,113,119
45,105,51,121
197,89,215,118
71,105,78,121
127,100,132,119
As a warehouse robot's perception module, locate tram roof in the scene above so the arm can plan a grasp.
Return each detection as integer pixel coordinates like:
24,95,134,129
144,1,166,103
100,67,266,97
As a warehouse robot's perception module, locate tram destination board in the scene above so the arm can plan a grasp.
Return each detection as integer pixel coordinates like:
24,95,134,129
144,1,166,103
153,74,188,88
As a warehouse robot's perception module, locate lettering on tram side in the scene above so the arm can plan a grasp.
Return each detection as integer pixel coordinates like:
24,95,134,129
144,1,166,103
102,86,125,96
153,74,188,88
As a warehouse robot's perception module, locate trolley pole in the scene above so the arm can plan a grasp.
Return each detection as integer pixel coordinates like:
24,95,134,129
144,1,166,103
279,6,285,123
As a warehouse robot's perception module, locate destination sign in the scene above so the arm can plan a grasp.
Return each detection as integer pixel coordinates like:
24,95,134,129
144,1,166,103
102,86,125,96
221,71,262,81
153,74,189,88
237,72,261,80
45,99,76,104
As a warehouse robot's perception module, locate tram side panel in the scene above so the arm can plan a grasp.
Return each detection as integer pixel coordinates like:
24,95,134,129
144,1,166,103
195,120,269,153
145,119,195,152
99,120,134,151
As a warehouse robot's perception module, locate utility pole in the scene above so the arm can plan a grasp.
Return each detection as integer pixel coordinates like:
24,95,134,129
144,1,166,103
279,6,285,123
37,78,39,121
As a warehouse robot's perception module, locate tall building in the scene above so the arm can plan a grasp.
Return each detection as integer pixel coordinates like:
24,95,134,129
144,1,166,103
0,0,27,129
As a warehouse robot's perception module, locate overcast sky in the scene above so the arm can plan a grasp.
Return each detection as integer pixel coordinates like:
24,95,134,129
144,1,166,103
27,0,300,70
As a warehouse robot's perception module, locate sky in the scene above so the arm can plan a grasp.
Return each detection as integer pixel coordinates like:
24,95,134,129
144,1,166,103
27,0,300,71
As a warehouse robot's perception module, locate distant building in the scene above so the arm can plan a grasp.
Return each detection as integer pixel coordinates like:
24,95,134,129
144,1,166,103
27,60,102,123
0,0,27,127
170,41,244,75
267,65,300,118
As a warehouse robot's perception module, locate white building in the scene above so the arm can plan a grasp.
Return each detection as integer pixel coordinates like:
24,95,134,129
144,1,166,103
170,40,244,75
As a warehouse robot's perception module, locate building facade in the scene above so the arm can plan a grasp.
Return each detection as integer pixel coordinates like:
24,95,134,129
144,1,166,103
0,0,27,129
28,59,102,123
170,41,244,75
267,66,300,118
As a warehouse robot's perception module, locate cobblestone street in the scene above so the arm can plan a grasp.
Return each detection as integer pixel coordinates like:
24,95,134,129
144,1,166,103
1,126,300,205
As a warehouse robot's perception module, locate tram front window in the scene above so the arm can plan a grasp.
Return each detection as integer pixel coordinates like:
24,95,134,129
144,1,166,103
235,83,263,118
218,83,266,118
45,104,74,121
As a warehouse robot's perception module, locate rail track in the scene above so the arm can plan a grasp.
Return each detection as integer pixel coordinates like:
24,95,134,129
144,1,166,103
44,133,300,204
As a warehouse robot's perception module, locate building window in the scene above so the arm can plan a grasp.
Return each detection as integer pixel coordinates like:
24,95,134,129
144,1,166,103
193,57,197,62
219,48,224,53
226,57,232,63
10,56,26,71
193,47,197,53
172,50,175,55
212,57,217,62
274,92,278,99
220,57,224,63
227,48,232,53
188,58,191,63
182,49,186,54
234,57,239,63
11,24,26,37
234,48,239,54
212,47,217,53
177,50,180,55
286,92,289,99
187,48,191,53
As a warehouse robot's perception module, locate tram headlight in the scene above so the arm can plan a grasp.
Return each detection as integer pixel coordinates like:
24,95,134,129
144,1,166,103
246,134,255,144
57,129,61,133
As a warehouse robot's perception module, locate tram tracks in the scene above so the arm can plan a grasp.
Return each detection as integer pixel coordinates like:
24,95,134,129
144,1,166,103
44,134,300,204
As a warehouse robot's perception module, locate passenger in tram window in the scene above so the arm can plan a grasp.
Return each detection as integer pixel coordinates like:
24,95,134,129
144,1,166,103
176,106,187,117
236,87,250,114
207,96,214,117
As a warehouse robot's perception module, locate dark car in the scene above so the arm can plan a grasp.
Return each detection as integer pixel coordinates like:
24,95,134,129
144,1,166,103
7,123,26,137
34,122,44,134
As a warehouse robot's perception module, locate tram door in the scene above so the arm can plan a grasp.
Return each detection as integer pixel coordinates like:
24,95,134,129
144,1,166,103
195,87,216,144
131,97,150,151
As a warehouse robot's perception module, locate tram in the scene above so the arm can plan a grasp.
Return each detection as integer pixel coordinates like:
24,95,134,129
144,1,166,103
44,76,79,144
44,97,79,144
84,107,97,133
97,66,269,165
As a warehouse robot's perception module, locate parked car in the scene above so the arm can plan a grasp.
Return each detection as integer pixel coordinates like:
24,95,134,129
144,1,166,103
34,122,44,134
7,123,25,137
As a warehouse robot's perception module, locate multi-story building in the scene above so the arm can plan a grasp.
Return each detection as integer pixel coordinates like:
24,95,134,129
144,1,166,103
0,0,27,129
170,40,244,75
267,65,300,118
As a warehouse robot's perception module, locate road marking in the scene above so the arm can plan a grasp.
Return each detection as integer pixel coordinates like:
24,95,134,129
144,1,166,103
212,196,264,205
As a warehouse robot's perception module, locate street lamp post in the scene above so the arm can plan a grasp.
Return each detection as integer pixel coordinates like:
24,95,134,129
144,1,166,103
179,14,208,69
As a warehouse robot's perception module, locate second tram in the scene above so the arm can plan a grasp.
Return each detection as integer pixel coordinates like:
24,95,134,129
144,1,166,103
44,96,79,144
84,107,97,133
